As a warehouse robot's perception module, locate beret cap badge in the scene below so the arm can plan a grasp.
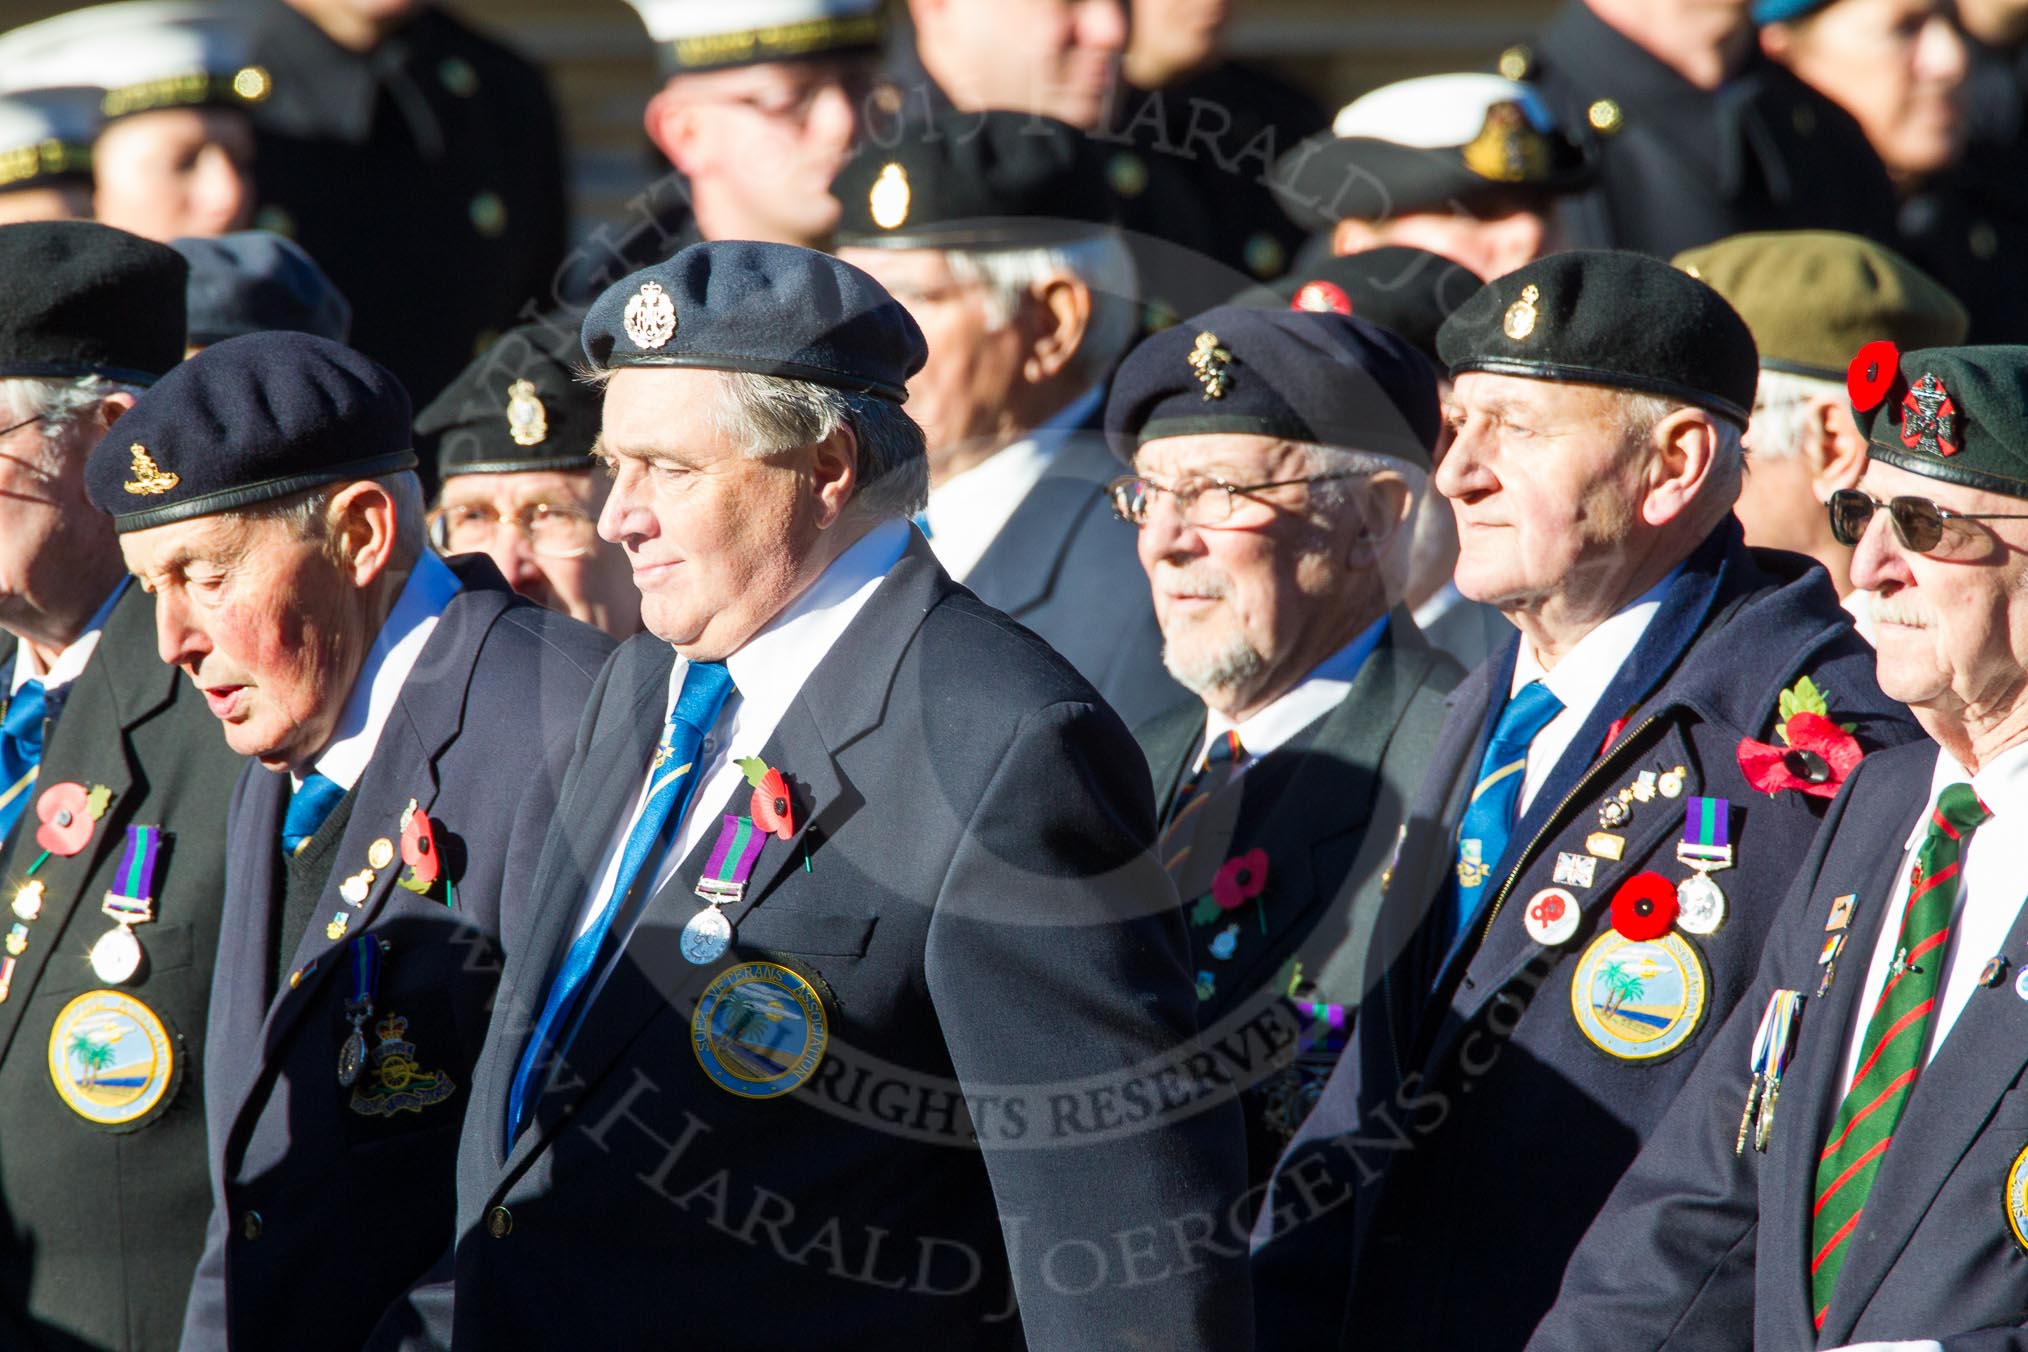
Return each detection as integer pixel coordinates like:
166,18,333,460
622,280,677,350
1189,331,1234,400
122,444,179,496
1900,372,1959,458
869,162,911,231
1461,101,1550,184
1503,284,1540,341
505,379,548,448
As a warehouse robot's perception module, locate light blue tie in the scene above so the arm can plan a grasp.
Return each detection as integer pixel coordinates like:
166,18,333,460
911,511,934,539
1449,680,1564,939
281,771,347,855
0,679,46,843
505,660,735,1145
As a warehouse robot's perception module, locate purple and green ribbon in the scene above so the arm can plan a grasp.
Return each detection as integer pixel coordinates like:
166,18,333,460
1680,796,1732,864
695,814,768,903
103,824,162,921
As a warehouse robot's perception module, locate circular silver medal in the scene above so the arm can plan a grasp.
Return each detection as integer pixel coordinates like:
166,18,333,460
337,1028,368,1087
89,926,142,984
680,907,733,965
1675,871,1727,936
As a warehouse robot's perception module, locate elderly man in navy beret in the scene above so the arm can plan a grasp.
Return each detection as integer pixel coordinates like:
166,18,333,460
392,240,1251,1350
1249,250,1922,1351
84,333,612,1352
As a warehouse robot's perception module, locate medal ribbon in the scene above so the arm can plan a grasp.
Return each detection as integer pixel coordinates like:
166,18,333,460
696,815,767,902
347,935,381,1010
1680,796,1731,864
102,825,162,922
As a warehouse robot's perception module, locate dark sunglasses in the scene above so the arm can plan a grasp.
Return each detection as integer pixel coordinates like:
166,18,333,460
1827,488,2028,553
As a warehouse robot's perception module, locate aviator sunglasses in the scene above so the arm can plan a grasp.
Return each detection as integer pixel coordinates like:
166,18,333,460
1827,487,2028,553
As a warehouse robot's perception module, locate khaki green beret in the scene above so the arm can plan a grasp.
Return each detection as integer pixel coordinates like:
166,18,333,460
1672,231,1968,382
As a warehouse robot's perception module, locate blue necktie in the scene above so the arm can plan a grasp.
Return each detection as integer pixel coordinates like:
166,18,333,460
1449,680,1564,939
281,771,347,856
505,660,735,1145
911,511,934,540
0,679,46,843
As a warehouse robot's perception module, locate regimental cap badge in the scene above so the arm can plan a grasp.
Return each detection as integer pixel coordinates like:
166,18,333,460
623,280,677,350
1900,371,1959,458
122,444,179,496
1461,101,1549,184
870,162,910,231
1189,331,1234,400
1503,284,1540,342
505,378,548,447
231,65,272,103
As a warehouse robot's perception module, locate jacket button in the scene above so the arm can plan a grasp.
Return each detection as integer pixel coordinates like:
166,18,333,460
486,1205,512,1238
242,1211,262,1241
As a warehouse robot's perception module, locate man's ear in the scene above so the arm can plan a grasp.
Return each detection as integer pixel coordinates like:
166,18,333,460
1022,275,1092,385
327,480,400,590
1808,398,1871,498
645,84,703,176
1640,409,1724,528
1345,471,1412,569
808,423,860,531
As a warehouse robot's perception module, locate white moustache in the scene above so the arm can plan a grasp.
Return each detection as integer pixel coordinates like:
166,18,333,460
1161,566,1231,600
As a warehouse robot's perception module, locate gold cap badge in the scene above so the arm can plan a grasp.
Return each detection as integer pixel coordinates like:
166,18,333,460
505,379,548,447
623,280,677,350
870,163,910,230
1503,284,1540,342
1189,332,1234,400
122,444,179,496
1587,99,1623,135
1461,102,1550,184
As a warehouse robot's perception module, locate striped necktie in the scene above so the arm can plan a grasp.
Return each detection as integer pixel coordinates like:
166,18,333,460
0,679,47,844
1448,679,1563,939
1810,780,1990,1328
1159,729,1246,889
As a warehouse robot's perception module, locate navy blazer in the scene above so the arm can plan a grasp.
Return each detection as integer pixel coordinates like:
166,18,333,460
1249,523,1922,1351
420,534,1253,1350
1533,737,2028,1352
961,432,1190,731
178,561,611,1352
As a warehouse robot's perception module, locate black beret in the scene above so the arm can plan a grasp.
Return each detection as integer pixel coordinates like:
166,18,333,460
1437,250,1760,426
581,240,926,403
417,313,601,476
0,220,187,383
832,111,1115,249
1234,246,1484,368
172,231,351,347
84,331,416,534
1849,344,2028,498
1104,304,1440,468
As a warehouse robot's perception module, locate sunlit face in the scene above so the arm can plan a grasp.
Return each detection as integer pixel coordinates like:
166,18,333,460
0,182,92,227
433,469,641,638
1847,459,2028,726
0,409,113,637
1767,0,1968,179
1437,374,1648,612
1339,207,1559,284
123,512,369,769
1127,0,1229,80
917,0,1127,129
92,108,254,241
595,368,839,659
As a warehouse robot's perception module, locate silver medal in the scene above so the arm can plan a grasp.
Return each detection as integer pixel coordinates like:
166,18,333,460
680,906,733,965
89,926,143,984
1676,871,1727,936
337,1026,368,1087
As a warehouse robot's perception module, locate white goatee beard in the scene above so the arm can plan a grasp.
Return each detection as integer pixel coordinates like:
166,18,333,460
1162,628,1265,698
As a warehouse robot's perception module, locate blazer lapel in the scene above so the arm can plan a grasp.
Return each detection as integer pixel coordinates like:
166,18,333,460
962,435,1113,617
1140,704,1207,822
211,767,286,1149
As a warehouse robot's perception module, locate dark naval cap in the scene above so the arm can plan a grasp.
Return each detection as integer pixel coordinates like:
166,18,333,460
832,111,1116,249
418,314,602,476
1104,304,1440,468
1848,344,2028,498
0,220,187,383
85,331,416,534
1437,250,1760,426
581,240,927,403
1235,246,1483,368
173,230,353,347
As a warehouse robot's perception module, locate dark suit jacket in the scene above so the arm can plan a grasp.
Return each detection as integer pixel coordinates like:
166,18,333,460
177,562,611,1352
1532,737,2028,1352
1135,611,1462,1186
0,587,243,1352
432,534,1252,1350
962,434,1189,730
1250,524,1922,1351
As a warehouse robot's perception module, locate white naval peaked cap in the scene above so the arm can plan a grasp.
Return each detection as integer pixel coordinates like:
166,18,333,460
620,0,885,73
0,1,268,119
1333,73,1565,147
0,87,99,192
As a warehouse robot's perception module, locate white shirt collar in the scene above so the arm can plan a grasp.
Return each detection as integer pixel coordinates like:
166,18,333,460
1907,740,2028,852
1199,614,1390,768
10,580,128,696
1411,581,1464,633
919,385,1102,583
301,551,463,791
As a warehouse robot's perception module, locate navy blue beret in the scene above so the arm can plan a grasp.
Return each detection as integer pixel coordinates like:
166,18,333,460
1105,305,1441,469
85,332,416,533
581,240,927,403
172,231,352,347
418,312,601,475
0,220,186,383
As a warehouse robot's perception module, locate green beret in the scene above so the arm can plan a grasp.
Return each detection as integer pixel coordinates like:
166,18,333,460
1850,344,2028,498
1673,231,1968,381
1436,250,1759,426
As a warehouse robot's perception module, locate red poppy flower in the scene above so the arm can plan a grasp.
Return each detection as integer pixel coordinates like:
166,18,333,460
1213,849,1270,910
1737,712,1863,801
35,782,93,857
401,808,441,887
1291,281,1352,316
1610,872,1679,941
1847,339,1900,411
750,768,795,841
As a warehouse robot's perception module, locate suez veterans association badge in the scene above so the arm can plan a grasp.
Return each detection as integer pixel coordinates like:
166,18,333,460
691,961,829,1100
48,990,180,1129
1569,928,1709,1062
2005,1141,2028,1254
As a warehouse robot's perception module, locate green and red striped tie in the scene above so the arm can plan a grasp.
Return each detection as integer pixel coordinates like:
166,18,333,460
1810,780,1990,1328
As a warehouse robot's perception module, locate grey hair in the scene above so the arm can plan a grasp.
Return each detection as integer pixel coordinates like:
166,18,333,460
941,232,1140,382
230,469,428,566
0,374,149,453
1747,369,1842,463
1612,390,1747,506
704,369,929,520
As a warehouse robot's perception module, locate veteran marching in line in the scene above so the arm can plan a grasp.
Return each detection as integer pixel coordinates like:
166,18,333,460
13,0,2028,1349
